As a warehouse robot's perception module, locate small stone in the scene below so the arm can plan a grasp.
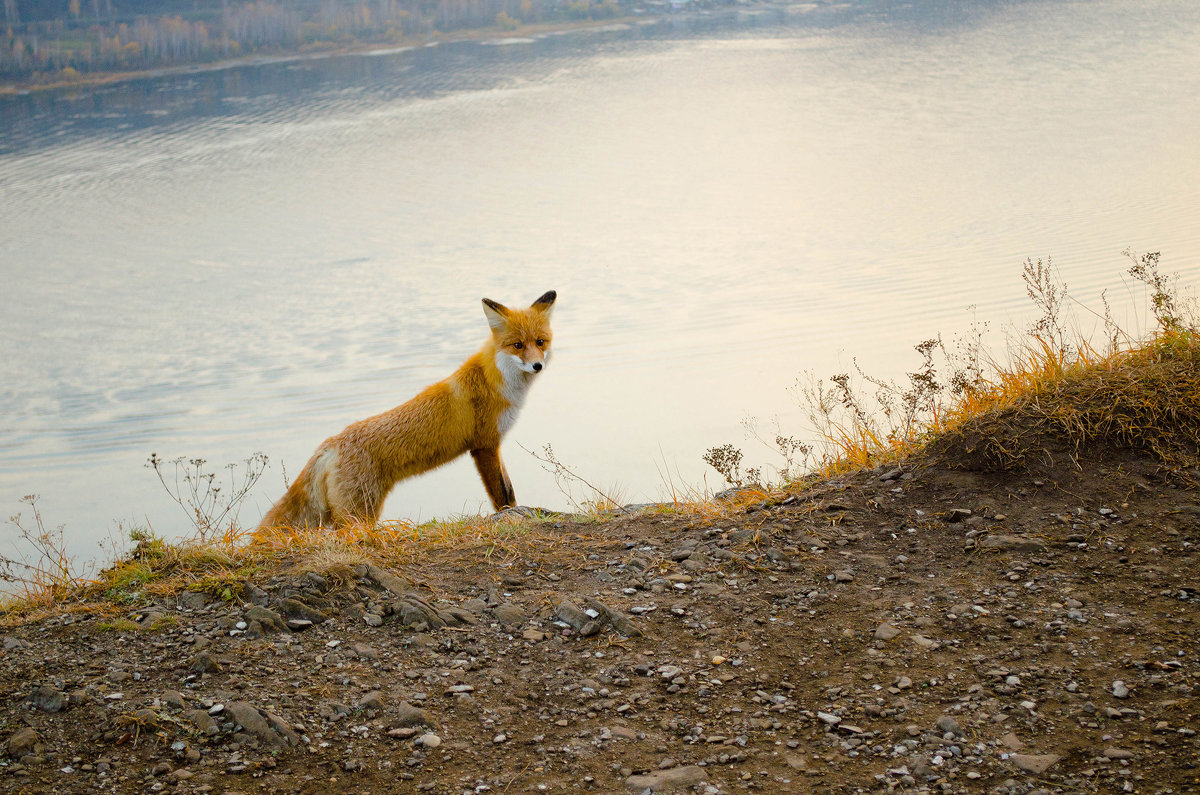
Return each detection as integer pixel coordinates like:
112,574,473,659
1112,680,1130,699
658,665,684,680
416,733,442,749
833,570,855,583
363,613,383,627
1104,747,1134,760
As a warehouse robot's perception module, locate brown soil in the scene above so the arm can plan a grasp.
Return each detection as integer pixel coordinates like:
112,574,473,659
2,451,1198,794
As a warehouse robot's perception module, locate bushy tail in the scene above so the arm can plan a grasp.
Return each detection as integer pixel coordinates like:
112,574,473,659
258,452,331,530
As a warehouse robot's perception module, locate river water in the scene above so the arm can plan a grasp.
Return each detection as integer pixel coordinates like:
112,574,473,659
1,0,1198,565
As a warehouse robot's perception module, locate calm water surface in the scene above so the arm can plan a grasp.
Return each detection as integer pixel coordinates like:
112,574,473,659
2,0,1199,564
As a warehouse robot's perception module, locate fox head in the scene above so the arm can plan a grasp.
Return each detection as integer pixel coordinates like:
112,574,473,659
482,290,556,376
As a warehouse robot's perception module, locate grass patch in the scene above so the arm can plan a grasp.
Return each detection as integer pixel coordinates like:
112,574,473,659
96,618,145,633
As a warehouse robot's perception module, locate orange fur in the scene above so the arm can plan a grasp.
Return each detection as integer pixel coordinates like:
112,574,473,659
259,291,556,529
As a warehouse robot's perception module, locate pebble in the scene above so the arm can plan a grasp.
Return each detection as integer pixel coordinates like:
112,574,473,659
658,665,684,680
416,733,442,748
1112,680,1130,698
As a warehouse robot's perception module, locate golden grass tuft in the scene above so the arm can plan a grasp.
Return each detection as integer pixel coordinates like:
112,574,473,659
809,326,1200,476
929,328,1200,471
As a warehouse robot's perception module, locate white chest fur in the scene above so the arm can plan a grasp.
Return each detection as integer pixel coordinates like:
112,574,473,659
495,352,533,436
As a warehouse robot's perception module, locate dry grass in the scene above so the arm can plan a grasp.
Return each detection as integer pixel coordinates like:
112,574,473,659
811,329,1200,476
792,253,1199,478
928,327,1200,471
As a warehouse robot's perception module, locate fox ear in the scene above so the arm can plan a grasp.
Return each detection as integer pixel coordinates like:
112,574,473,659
531,290,556,316
481,298,510,332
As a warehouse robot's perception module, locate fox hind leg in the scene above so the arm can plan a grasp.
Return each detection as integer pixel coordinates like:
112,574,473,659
471,446,516,510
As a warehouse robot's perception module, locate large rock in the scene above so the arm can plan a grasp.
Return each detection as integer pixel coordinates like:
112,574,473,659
585,598,642,637
226,701,299,748
393,701,434,728
359,564,411,596
625,765,707,792
980,535,1045,552
183,710,219,736
31,685,66,713
493,602,526,627
7,727,42,758
392,594,454,629
1010,753,1060,775
190,651,222,674
278,598,330,624
555,598,604,636
245,605,289,634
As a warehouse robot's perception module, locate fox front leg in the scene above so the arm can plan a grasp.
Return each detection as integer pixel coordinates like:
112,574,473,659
470,446,516,510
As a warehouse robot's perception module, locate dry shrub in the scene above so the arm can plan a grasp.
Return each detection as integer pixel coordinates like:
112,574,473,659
928,328,1200,471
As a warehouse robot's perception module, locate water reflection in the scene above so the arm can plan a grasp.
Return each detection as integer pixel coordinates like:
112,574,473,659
1,0,1198,559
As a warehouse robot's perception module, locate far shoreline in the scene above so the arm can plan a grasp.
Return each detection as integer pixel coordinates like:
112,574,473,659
0,15,660,97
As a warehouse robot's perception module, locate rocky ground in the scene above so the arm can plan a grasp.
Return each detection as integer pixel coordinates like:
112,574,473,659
1,452,1198,794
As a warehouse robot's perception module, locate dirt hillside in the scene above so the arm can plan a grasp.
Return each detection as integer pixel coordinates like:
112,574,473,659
2,450,1198,793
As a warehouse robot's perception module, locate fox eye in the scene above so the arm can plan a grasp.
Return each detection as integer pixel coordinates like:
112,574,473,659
536,338,545,347
513,341,524,350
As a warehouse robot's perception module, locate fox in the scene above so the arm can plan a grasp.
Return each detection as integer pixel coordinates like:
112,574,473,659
259,290,556,530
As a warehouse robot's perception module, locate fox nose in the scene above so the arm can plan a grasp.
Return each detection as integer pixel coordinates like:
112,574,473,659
532,362,543,372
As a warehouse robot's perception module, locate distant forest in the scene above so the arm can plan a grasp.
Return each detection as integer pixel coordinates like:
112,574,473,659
1,0,655,82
